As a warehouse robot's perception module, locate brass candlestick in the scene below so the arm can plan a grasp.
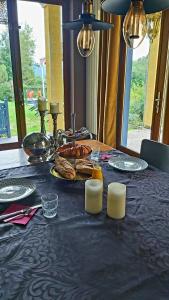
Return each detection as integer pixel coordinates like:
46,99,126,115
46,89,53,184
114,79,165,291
39,111,47,135
51,112,62,149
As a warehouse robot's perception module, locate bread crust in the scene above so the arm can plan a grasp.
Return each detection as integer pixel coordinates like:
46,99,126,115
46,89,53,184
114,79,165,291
75,159,94,175
54,156,76,179
57,144,92,159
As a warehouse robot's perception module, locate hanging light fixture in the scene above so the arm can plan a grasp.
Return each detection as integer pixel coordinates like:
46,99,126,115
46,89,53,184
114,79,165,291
102,0,169,49
63,0,113,58
146,12,161,43
77,24,95,57
123,1,147,49
0,0,8,25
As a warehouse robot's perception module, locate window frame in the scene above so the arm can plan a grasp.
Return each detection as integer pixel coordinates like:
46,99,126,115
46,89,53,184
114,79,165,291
0,0,74,150
116,10,169,156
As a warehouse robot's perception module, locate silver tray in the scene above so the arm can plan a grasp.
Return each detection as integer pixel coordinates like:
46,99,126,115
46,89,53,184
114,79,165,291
108,156,148,172
0,178,36,202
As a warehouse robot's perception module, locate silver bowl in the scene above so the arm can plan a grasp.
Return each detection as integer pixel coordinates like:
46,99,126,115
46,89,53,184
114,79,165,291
23,132,51,163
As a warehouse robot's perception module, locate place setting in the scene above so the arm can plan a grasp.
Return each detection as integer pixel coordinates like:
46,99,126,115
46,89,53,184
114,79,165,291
0,100,105,226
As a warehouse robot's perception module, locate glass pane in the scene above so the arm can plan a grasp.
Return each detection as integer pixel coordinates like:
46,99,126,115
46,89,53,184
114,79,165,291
0,23,18,144
17,1,65,135
121,13,161,152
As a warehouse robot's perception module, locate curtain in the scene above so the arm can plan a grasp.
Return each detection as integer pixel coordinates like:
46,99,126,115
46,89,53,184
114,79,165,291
97,11,121,147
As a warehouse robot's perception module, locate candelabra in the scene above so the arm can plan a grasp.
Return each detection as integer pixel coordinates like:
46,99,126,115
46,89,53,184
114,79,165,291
39,110,46,135
51,112,62,149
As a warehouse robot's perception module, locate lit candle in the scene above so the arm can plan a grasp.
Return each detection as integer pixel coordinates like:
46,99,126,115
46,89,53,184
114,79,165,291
85,179,103,214
107,183,126,219
38,97,47,112
50,102,60,114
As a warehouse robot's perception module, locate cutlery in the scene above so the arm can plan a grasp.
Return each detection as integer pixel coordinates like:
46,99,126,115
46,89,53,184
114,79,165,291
0,204,42,222
3,207,38,222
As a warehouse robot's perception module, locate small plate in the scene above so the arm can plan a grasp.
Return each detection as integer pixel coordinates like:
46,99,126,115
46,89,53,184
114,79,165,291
108,156,148,172
50,166,92,181
0,178,36,202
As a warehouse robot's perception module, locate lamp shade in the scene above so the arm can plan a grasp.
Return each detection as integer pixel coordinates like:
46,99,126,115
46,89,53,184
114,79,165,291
102,0,169,15
63,13,113,31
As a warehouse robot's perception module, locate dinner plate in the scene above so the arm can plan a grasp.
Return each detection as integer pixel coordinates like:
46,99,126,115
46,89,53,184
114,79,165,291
0,178,36,202
50,166,92,181
108,156,148,172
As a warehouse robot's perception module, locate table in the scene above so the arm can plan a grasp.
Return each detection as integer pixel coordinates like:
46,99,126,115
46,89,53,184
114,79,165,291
0,140,112,170
0,143,169,299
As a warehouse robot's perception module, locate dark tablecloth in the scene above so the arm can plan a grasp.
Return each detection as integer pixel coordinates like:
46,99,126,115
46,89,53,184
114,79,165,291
0,158,169,300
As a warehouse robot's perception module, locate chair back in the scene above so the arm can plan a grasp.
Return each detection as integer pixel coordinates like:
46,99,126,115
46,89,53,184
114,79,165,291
0,98,11,138
140,139,169,173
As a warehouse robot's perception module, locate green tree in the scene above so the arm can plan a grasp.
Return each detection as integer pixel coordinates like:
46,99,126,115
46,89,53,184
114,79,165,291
129,56,149,129
130,56,148,103
0,24,36,100
0,64,13,101
0,30,12,80
20,24,36,87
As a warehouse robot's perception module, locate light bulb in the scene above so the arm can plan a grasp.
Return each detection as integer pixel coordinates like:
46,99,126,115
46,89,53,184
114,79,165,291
77,24,95,57
123,0,147,49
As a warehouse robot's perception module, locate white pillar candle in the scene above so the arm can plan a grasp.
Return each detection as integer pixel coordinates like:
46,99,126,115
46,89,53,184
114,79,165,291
38,97,47,111
50,102,59,114
85,179,103,214
107,182,126,219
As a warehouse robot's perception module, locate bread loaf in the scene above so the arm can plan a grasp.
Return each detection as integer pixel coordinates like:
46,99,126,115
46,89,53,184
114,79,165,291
54,156,76,179
57,143,92,159
75,159,94,175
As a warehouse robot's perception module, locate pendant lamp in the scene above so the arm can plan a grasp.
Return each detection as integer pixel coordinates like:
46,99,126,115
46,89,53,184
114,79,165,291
102,0,169,49
63,0,113,57
102,0,169,15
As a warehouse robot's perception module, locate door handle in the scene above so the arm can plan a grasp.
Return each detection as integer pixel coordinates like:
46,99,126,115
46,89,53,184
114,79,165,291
154,91,161,114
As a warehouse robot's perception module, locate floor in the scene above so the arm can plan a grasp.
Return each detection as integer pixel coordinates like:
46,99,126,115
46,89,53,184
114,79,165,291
127,128,150,153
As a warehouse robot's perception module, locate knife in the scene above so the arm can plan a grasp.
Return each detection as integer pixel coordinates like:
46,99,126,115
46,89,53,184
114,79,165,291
0,204,42,222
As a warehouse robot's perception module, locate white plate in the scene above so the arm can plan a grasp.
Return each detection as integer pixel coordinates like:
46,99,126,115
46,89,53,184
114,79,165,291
108,156,148,172
0,178,36,202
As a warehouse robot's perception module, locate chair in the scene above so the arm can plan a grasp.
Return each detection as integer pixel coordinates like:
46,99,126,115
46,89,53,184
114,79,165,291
140,139,169,173
0,98,11,138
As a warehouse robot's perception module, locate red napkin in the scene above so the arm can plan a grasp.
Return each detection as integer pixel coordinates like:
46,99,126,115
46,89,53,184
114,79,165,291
1,203,38,225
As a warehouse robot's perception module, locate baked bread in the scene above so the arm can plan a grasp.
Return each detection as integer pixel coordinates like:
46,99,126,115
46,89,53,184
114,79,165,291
75,159,94,175
54,156,76,180
57,143,92,159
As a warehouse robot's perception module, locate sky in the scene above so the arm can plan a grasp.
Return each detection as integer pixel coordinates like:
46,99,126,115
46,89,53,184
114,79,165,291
0,1,149,63
17,1,45,63
133,37,150,60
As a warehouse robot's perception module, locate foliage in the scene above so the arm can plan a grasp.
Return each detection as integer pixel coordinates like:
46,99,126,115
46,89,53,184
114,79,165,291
0,30,13,80
0,64,13,101
20,24,36,87
0,24,42,101
8,102,41,136
129,56,148,129
129,98,144,129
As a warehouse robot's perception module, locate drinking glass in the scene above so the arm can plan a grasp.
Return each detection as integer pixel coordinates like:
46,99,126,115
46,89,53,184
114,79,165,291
91,146,100,162
41,193,58,218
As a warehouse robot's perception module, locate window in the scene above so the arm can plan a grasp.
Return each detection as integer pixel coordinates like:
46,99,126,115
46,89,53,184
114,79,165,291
119,13,166,153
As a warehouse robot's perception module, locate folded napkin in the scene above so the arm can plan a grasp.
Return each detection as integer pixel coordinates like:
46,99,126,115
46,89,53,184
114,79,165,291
100,153,113,161
1,204,38,225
